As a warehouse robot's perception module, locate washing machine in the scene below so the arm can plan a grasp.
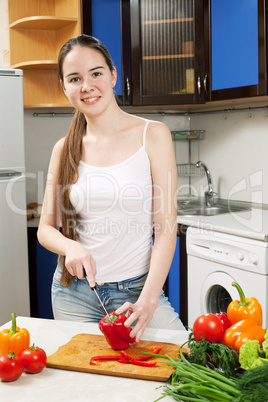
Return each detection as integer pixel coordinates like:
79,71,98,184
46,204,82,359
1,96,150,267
187,227,268,329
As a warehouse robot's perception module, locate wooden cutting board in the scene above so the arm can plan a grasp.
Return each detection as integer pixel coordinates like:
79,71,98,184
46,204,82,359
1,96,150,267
47,333,186,381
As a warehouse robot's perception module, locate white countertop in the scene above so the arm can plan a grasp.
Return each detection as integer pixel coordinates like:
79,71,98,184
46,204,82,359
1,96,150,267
0,317,190,402
30,206,268,241
178,208,268,242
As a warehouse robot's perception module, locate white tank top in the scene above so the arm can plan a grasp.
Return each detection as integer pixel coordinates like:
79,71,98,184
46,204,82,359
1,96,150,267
69,120,153,282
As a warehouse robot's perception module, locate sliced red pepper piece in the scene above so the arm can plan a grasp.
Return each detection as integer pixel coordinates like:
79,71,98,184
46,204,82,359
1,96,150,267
133,347,162,361
149,347,162,354
117,358,130,364
89,355,121,365
131,360,157,367
131,354,152,361
120,351,132,361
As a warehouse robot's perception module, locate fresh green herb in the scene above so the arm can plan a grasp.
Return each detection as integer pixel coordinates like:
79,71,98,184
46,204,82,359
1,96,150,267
182,332,239,377
232,364,268,402
152,348,240,402
146,349,268,402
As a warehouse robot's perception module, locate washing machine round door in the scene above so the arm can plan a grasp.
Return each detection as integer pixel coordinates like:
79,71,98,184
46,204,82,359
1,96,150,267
200,272,239,315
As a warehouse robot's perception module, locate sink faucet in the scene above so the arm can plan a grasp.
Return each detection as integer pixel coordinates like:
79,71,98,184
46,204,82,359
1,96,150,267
196,161,217,207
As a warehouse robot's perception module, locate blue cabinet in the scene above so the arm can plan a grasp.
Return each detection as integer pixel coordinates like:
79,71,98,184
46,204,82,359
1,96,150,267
82,0,207,106
166,237,180,316
208,0,266,101
83,1,267,105
82,0,131,105
90,0,122,97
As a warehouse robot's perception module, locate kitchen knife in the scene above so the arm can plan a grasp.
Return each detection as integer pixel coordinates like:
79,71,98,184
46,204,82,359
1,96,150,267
84,270,109,316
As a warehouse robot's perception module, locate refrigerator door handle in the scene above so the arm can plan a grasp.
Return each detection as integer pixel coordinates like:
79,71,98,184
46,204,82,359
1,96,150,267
0,170,22,180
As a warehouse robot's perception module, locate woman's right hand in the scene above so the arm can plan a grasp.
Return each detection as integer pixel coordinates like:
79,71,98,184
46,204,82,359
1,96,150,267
65,241,96,287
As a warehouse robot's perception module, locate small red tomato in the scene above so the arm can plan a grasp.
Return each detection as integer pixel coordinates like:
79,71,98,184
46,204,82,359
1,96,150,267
193,313,225,343
19,344,47,374
215,312,231,332
0,351,24,382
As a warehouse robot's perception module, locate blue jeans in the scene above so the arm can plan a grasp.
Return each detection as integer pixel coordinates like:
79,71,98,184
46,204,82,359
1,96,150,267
52,267,186,331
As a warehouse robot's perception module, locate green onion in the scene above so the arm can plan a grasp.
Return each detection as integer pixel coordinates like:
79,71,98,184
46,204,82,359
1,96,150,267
144,347,241,402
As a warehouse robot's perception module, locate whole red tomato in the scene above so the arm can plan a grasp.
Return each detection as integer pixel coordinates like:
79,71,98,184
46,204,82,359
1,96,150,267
215,312,231,332
193,313,225,343
19,344,47,374
0,351,24,382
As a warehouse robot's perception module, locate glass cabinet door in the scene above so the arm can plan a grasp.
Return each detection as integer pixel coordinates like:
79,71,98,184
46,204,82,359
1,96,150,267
130,0,205,105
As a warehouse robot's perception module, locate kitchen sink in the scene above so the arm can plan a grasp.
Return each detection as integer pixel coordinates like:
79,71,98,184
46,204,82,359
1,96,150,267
177,199,251,216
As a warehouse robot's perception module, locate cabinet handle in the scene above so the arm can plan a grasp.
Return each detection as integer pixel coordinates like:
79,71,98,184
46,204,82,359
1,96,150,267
197,76,201,95
126,78,130,97
203,73,208,94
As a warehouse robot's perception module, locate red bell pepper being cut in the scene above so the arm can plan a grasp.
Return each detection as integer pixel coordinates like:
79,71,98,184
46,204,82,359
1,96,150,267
99,312,136,350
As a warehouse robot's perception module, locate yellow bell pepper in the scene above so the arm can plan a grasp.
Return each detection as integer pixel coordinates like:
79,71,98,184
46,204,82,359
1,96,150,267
0,313,30,355
227,282,262,326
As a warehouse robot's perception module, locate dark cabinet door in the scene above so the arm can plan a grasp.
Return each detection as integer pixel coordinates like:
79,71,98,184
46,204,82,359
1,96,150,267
207,0,267,101
27,227,56,319
129,0,207,105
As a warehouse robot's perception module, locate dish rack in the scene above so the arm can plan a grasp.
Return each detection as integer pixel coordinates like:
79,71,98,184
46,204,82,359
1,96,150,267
172,130,205,177
177,163,204,177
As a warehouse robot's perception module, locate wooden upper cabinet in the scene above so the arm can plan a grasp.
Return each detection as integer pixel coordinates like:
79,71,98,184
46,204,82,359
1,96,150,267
8,0,81,108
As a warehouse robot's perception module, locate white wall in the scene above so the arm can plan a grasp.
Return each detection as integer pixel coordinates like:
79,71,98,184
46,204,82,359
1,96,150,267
188,105,268,206
24,110,74,203
0,0,9,68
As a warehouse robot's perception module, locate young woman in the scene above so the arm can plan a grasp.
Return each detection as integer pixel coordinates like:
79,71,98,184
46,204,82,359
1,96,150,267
37,35,185,342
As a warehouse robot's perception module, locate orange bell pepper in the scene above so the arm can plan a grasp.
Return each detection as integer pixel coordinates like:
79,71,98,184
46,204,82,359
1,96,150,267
222,318,265,351
0,313,30,355
227,282,262,326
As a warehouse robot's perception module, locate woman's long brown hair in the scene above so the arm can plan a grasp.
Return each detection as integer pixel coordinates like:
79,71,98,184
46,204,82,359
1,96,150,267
57,111,86,286
57,35,114,286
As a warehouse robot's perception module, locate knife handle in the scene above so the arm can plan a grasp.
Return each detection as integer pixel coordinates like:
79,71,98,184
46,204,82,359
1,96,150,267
83,268,95,290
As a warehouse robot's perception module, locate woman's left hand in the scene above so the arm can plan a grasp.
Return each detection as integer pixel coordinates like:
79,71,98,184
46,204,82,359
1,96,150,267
115,300,156,342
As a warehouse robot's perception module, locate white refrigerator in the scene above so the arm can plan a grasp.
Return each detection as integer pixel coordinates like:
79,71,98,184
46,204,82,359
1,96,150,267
0,69,30,325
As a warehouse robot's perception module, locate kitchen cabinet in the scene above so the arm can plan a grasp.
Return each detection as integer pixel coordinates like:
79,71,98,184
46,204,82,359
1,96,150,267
8,0,81,108
166,225,188,327
129,0,206,106
82,0,206,106
166,237,180,315
206,0,267,101
82,0,131,105
27,227,56,319
83,0,268,107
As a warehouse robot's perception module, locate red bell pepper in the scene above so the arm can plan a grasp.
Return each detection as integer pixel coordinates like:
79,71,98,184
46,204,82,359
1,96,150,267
99,312,136,350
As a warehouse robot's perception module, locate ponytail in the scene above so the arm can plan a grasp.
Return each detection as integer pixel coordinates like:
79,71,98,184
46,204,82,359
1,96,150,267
57,110,86,286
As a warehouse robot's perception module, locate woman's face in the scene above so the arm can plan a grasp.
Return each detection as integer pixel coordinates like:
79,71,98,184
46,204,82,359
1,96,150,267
61,46,117,115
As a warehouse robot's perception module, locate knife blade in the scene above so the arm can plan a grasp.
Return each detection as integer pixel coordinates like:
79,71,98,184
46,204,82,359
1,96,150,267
91,286,109,316
84,270,109,316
